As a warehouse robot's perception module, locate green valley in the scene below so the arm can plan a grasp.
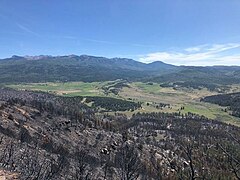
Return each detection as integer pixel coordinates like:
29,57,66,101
7,80,240,126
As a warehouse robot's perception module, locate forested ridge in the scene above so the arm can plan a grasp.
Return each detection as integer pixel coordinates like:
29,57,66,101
203,92,240,118
0,55,175,83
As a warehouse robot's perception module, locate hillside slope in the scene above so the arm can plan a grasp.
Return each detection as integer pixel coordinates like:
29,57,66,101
0,88,240,179
0,55,176,83
149,66,240,91
203,92,240,117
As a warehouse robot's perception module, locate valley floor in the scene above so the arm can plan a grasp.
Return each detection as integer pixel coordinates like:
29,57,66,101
7,80,240,126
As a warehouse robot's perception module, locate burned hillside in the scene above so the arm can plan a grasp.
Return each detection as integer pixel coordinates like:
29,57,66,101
0,88,239,179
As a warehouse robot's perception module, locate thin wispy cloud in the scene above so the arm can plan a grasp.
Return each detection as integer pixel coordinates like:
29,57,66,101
62,36,77,40
81,38,159,48
82,38,118,45
130,43,159,48
139,43,240,66
16,23,40,37
184,44,208,52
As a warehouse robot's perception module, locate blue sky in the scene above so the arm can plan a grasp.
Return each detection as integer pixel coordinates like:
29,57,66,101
0,0,240,65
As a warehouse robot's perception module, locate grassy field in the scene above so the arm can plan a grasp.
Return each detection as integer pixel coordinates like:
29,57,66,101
8,82,106,97
118,82,240,126
7,81,240,126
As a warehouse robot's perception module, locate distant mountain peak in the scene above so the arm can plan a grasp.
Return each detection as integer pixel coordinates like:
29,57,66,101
24,55,52,60
11,55,23,59
67,54,78,58
148,61,166,65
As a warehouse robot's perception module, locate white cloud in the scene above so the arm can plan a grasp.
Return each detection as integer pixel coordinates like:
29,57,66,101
184,44,208,52
185,47,201,52
139,43,240,66
207,43,240,52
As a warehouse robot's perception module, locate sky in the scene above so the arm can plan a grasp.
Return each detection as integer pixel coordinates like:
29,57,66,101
0,0,240,66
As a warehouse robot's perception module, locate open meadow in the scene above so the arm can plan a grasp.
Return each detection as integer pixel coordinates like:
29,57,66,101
7,81,240,126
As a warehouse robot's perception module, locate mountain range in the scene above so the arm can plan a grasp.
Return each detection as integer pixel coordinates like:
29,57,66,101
1,55,240,88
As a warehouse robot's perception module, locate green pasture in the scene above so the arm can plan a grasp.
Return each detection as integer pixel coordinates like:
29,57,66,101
6,81,240,126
